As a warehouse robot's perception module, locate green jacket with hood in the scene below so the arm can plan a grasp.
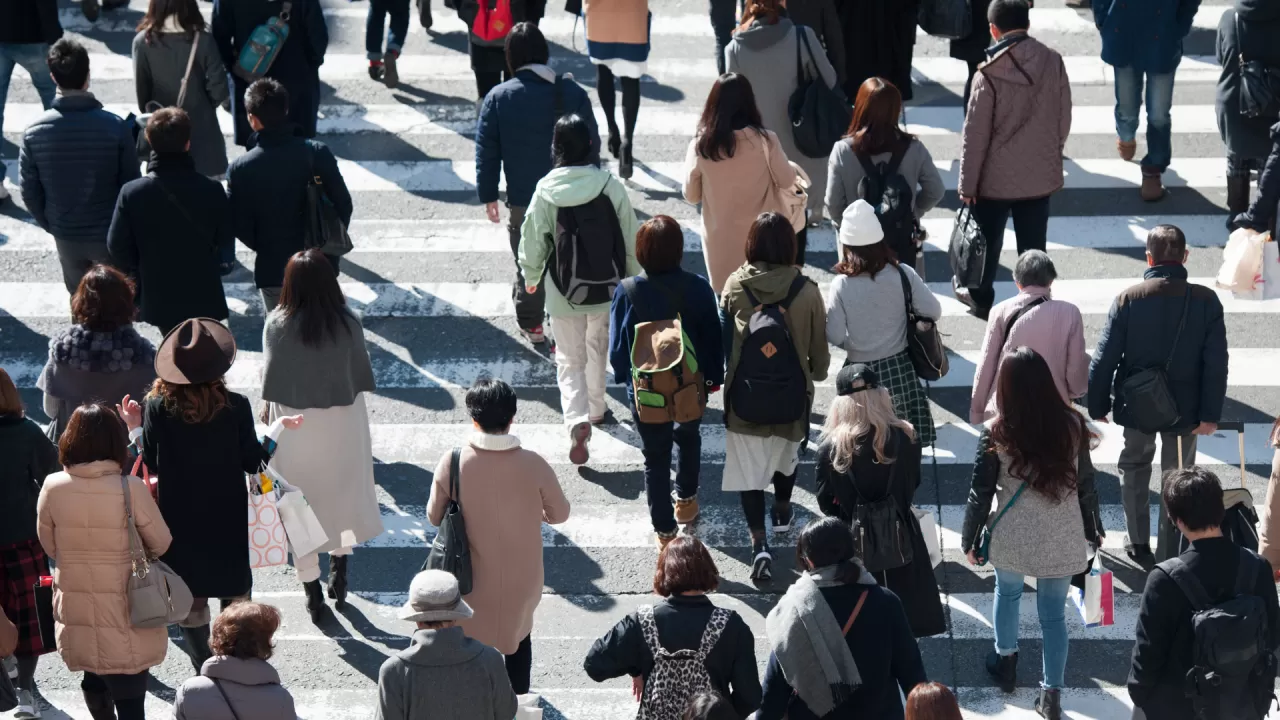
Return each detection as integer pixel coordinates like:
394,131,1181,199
720,262,830,442
518,166,641,317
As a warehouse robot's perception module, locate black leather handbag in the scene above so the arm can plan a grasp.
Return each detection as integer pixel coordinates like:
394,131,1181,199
948,206,987,289
1120,287,1190,433
918,0,972,40
787,28,852,159
1236,14,1280,119
303,145,355,257
896,264,949,381
850,434,916,572
423,448,472,594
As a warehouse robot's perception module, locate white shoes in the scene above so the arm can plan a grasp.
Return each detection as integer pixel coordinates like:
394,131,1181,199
15,688,41,719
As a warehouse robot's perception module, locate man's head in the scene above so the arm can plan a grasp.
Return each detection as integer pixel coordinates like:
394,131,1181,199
145,108,192,154
505,22,550,76
47,38,90,91
244,78,290,132
1013,249,1057,290
1163,467,1225,537
1146,224,1189,266
988,0,1031,40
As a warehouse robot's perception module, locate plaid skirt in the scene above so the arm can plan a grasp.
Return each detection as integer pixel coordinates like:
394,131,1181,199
0,539,51,656
861,350,936,447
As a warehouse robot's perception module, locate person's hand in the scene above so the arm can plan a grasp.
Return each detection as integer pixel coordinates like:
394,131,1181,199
631,675,644,701
709,385,721,394
280,414,305,430
526,285,538,294
1194,422,1218,436
966,549,982,566
959,194,975,206
116,395,142,431
485,202,501,224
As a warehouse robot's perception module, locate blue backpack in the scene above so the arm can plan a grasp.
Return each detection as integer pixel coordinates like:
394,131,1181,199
234,1,292,82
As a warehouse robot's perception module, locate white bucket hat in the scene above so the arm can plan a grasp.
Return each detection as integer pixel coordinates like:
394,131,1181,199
398,570,474,623
839,199,885,247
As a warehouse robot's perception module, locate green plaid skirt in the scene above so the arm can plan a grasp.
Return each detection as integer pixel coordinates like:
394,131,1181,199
857,350,936,447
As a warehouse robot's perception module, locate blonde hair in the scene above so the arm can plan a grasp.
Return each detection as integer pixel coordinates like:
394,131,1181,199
819,384,915,473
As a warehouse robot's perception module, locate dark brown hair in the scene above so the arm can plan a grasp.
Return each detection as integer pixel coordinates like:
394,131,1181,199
654,536,720,596
905,682,963,720
1147,224,1187,264
846,78,913,157
795,517,865,584
990,347,1093,501
739,0,783,30
210,602,281,660
278,249,352,348
695,73,766,162
0,368,22,418
147,378,230,424
137,0,206,43
833,242,898,279
72,265,136,332
146,107,191,154
744,212,796,266
59,403,130,468
636,216,685,274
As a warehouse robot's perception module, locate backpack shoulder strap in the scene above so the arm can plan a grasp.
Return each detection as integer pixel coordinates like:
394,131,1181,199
621,276,639,306
636,604,663,656
779,273,809,310
741,283,761,310
695,608,732,661
552,73,564,119
885,143,909,178
854,150,881,187
449,446,462,504
1157,556,1214,612
1235,549,1260,596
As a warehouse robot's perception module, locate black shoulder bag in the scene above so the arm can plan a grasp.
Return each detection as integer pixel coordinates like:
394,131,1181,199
895,264,949,380
303,144,355,257
787,26,851,159
1119,287,1190,433
423,448,472,593
1236,13,1280,119
851,433,916,572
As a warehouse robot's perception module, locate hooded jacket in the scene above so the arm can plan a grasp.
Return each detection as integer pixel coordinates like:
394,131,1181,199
518,166,641,317
1216,0,1280,161
375,627,517,720
958,33,1072,201
174,656,296,720
1094,0,1201,74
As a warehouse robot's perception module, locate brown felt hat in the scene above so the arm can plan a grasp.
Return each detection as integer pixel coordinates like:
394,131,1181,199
155,318,236,385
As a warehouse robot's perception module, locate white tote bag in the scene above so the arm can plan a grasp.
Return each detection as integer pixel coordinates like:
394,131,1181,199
264,466,330,557
1216,227,1266,297
913,506,942,568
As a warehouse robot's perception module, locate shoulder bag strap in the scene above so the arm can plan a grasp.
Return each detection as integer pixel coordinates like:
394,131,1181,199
842,590,869,635
552,74,564,119
449,446,462,506
895,262,916,318
1158,556,1214,612
1162,286,1192,371
152,177,216,252
211,678,245,720
176,32,200,109
796,25,818,84
1001,296,1047,350
1236,12,1246,67
118,473,149,577
987,482,1027,535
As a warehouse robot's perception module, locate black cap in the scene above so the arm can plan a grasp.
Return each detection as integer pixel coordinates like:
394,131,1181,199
836,363,880,396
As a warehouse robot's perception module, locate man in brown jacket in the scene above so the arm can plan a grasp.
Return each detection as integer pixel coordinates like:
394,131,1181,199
955,0,1072,318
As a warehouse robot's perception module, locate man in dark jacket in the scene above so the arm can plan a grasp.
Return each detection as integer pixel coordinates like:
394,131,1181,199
1129,467,1280,720
227,78,351,311
475,22,600,344
19,38,140,293
108,108,230,335
1088,224,1228,563
0,0,60,205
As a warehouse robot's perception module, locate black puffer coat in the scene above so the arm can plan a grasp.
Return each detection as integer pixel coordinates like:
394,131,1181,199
1216,0,1280,161
0,416,60,546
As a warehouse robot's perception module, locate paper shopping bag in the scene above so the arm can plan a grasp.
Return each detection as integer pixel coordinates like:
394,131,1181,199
1218,227,1266,298
266,466,330,558
516,694,543,720
1262,238,1280,300
913,507,942,568
248,476,288,568
1069,556,1114,627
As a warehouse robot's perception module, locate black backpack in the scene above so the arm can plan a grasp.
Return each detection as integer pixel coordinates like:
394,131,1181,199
550,187,627,307
856,147,918,262
850,432,916,573
727,275,809,426
1157,551,1277,720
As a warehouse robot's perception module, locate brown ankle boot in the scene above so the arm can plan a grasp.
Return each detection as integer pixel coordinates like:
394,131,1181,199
1140,170,1166,202
1117,139,1137,161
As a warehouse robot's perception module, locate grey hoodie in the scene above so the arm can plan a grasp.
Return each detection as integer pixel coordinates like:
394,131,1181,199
376,627,518,720
173,656,295,720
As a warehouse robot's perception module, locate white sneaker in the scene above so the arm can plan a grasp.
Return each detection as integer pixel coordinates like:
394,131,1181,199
0,181,11,204
15,689,41,719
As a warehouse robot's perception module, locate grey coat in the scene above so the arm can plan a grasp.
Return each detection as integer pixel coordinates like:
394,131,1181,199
261,308,376,410
132,29,231,177
174,656,296,720
376,627,518,720
826,138,945,226
726,18,839,215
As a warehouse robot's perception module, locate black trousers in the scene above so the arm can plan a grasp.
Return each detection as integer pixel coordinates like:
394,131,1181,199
966,195,1051,311
740,471,797,534
709,0,737,74
634,410,702,535
82,671,148,720
505,633,532,694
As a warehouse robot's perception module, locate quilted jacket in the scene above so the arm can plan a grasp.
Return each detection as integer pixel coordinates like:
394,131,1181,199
958,34,1072,201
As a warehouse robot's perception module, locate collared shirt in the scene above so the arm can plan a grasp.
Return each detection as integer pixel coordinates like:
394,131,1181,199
517,63,556,84
55,87,92,99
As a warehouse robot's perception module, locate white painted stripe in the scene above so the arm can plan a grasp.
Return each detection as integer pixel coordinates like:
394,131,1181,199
935,347,1279,389
903,104,1219,136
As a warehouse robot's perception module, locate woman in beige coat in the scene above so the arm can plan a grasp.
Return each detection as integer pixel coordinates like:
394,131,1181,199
684,72,799,294
37,403,172,720
427,378,570,696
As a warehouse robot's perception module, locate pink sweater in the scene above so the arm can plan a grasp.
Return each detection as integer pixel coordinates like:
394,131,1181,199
969,286,1089,424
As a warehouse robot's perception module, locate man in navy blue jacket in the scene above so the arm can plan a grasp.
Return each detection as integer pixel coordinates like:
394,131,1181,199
1088,224,1228,564
19,38,140,293
475,22,600,344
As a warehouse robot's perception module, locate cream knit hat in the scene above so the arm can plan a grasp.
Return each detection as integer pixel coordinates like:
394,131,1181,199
838,199,885,247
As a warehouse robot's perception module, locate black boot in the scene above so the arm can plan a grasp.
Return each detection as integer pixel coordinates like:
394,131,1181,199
985,649,1017,693
1227,175,1251,229
606,129,621,159
304,579,327,624
179,624,213,673
327,555,349,610
1034,687,1061,720
619,140,634,179
82,689,116,720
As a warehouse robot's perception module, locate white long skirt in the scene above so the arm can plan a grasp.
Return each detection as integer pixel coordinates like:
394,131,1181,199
721,430,801,492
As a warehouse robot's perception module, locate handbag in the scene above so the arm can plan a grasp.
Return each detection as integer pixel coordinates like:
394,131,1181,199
303,144,355,257
422,448,472,594
248,474,289,568
948,206,987,289
918,0,972,40
850,434,915,572
761,136,810,232
121,473,193,628
975,482,1026,566
787,27,852,159
31,576,55,652
261,465,329,558
1236,13,1280,119
136,33,201,160
895,263,949,381
1119,287,1190,433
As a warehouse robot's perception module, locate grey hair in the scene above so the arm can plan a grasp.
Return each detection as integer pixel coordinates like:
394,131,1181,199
1013,250,1057,288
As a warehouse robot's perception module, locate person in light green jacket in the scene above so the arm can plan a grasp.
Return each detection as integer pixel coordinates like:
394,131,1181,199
518,114,641,465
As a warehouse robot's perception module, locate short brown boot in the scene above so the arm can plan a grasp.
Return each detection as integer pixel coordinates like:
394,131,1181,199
1117,139,1137,161
1140,170,1166,202
674,495,700,525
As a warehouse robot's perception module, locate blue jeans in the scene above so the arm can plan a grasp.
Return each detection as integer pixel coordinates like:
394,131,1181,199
0,42,56,172
1113,66,1175,172
993,569,1071,689
366,0,411,60
632,406,702,535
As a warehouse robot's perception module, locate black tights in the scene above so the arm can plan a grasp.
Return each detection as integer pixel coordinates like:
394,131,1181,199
475,70,510,102
739,470,797,535
505,634,532,694
14,655,38,691
596,65,640,143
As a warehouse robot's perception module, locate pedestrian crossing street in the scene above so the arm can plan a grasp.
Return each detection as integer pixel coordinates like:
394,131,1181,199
1,0,1276,717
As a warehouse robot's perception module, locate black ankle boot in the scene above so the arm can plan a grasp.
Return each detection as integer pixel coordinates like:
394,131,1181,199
304,579,327,624
619,140,633,179
1226,175,1251,229
82,688,117,720
985,649,1017,693
1035,686,1061,719
179,624,213,673
607,129,621,159
327,555,349,610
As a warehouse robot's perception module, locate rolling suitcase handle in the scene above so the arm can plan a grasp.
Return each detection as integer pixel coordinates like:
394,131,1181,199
1176,421,1247,487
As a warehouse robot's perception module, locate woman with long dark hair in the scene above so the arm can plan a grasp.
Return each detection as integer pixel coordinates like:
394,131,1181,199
826,78,944,266
683,73,799,293
262,250,381,623
961,346,1102,719
758,517,925,719
519,114,640,464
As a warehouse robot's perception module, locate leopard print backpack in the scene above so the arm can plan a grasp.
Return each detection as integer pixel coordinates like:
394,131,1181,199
636,604,732,720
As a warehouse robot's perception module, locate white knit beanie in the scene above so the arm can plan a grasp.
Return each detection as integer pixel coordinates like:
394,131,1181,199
838,199,885,247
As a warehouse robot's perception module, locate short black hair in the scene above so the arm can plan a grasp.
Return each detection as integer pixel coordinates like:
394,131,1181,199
505,22,549,75
48,38,90,90
988,0,1031,32
1147,224,1187,264
146,107,192,153
552,114,594,168
466,377,517,432
244,78,290,128
1163,467,1225,532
